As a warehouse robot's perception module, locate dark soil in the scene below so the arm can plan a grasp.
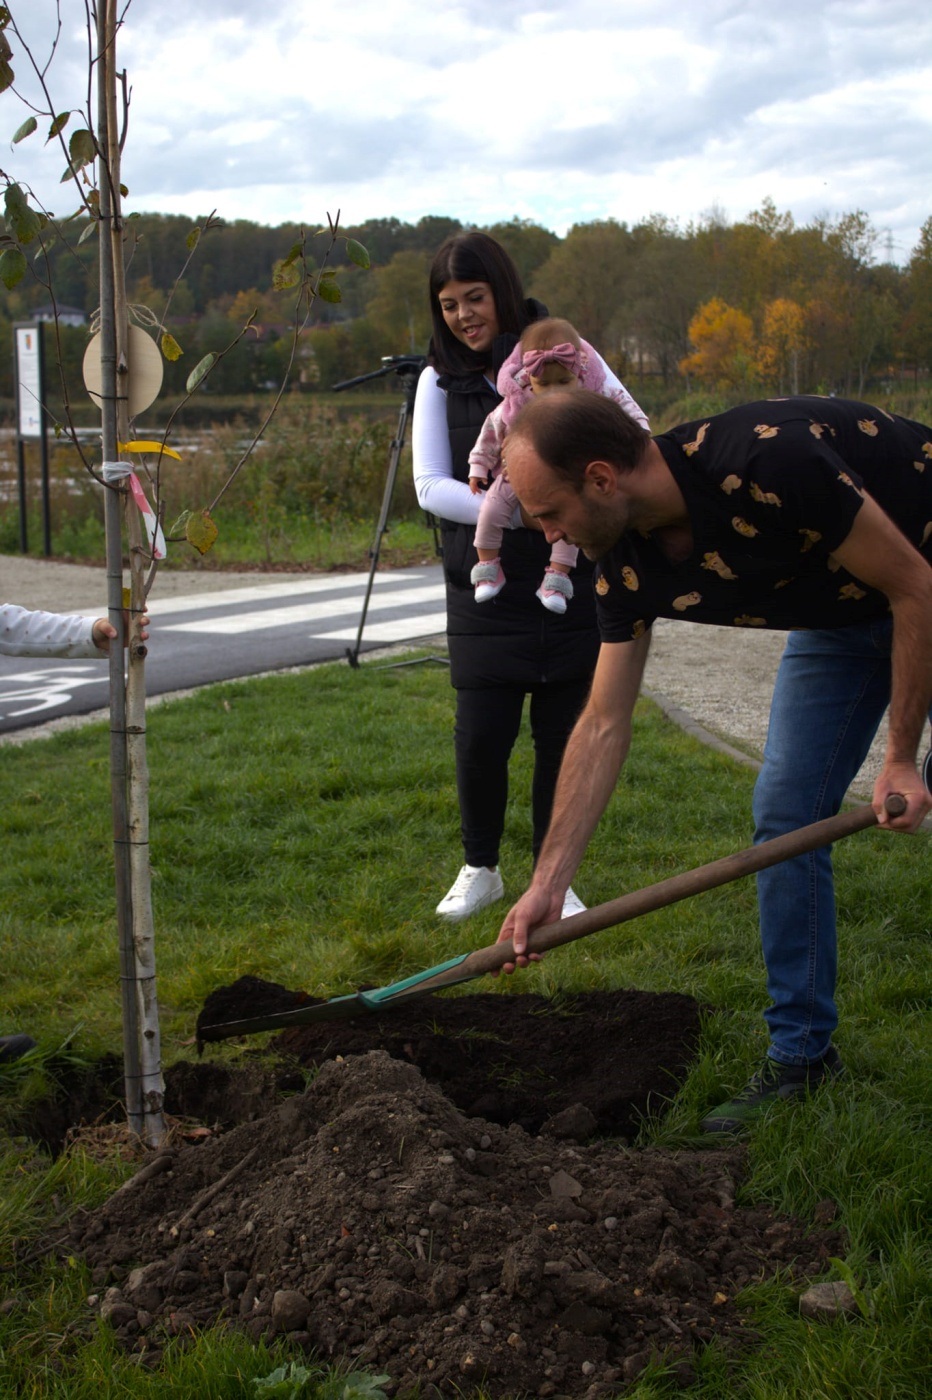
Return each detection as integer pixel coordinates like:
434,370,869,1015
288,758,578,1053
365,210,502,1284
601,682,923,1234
195,978,707,1138
54,979,843,1397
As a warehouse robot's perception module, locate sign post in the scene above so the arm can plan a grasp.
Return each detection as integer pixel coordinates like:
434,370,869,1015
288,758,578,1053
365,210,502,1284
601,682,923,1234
13,321,51,555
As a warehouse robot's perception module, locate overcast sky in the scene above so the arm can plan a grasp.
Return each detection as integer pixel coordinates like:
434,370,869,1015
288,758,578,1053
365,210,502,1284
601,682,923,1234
8,0,932,264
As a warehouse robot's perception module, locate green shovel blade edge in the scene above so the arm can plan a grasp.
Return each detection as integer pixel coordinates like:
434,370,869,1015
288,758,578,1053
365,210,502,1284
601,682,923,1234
355,952,474,1007
197,953,475,1041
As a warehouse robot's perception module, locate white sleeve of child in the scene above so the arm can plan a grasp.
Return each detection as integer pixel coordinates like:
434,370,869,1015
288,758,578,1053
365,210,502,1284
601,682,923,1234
606,378,650,429
0,604,100,657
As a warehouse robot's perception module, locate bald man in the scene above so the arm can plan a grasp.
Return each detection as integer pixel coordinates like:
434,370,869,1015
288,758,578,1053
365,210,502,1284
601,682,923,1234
496,390,932,1133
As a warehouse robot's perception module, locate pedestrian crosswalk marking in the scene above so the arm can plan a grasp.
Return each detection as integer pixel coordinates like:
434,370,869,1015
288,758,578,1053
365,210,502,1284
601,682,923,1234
161,582,445,635
157,570,427,616
316,613,448,643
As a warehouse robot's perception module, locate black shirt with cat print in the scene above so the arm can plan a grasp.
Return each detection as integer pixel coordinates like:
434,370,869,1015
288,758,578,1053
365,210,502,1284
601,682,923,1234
594,396,932,641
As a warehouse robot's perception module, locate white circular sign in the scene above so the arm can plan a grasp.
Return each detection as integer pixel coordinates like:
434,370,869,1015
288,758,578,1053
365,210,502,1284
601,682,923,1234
83,323,165,417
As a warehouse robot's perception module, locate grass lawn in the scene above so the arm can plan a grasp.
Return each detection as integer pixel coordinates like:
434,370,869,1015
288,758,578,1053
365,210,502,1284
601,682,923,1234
0,652,929,1398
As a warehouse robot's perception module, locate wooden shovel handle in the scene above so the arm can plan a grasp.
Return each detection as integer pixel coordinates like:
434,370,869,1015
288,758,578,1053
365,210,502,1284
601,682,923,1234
198,797,905,1038
431,794,906,988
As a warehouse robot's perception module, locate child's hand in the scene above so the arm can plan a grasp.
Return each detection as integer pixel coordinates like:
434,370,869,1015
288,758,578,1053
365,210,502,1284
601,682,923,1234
469,476,485,494
92,610,150,655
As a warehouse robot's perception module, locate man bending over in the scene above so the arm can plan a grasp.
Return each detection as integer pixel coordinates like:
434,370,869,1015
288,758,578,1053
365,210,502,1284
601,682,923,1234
497,390,932,1133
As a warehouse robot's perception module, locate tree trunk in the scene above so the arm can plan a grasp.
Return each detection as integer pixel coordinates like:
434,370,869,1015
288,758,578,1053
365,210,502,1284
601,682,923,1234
97,0,165,1147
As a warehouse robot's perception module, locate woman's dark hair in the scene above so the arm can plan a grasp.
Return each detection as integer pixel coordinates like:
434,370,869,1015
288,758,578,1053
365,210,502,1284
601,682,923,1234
427,232,531,376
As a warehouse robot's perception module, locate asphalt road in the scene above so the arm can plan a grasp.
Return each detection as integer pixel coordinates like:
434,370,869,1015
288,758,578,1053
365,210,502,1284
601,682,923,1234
0,564,447,734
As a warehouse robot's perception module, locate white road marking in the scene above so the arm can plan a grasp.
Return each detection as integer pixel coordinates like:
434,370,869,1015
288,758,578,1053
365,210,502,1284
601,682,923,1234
160,583,445,634
1,569,448,723
156,570,429,615
315,613,448,642
0,667,106,718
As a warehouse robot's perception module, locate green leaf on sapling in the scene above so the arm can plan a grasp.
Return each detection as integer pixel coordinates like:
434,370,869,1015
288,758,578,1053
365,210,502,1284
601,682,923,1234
0,246,26,288
4,184,42,244
346,238,370,269
273,259,301,291
12,116,37,143
186,353,217,392
186,509,219,555
68,127,96,171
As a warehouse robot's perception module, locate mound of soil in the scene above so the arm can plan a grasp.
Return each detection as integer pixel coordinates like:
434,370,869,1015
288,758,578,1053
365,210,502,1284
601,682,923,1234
61,983,842,1397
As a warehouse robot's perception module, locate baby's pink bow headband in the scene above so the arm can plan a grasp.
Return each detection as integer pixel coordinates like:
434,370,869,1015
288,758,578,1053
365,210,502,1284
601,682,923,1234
521,343,580,379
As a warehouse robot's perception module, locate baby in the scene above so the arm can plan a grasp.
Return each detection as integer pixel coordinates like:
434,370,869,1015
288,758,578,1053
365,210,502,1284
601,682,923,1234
467,317,647,612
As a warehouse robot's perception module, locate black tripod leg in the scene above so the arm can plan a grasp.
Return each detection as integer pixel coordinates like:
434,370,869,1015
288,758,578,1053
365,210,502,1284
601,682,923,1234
345,393,412,667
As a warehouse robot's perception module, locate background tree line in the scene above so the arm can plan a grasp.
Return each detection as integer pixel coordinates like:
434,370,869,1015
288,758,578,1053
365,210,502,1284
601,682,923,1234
2,198,931,415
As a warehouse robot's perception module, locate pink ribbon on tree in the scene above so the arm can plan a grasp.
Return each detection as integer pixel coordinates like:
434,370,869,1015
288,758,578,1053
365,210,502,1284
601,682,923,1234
101,462,167,560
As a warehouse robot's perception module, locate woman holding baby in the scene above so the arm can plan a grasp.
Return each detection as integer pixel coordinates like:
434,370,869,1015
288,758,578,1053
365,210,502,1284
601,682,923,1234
412,231,647,922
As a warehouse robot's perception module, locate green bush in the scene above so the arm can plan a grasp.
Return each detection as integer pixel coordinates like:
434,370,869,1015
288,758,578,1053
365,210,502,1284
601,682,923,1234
0,397,422,569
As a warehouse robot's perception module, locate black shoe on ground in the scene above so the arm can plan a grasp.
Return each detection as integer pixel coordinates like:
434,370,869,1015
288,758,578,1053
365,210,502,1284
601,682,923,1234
0,1034,37,1065
699,1045,845,1135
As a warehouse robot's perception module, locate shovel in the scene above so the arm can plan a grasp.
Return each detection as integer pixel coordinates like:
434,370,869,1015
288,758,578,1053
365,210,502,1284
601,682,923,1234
197,793,905,1044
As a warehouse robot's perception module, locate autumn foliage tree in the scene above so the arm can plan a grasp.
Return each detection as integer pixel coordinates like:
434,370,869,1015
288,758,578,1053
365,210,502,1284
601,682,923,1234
903,217,932,379
679,297,757,391
755,297,810,394
365,250,432,353
530,219,638,354
2,116,929,405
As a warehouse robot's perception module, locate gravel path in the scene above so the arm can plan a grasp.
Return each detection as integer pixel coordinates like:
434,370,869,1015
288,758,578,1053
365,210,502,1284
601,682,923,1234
0,553,891,799
643,617,890,801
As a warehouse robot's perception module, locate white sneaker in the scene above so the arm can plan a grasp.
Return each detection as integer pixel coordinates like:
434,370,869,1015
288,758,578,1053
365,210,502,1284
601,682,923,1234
436,864,504,921
561,886,586,919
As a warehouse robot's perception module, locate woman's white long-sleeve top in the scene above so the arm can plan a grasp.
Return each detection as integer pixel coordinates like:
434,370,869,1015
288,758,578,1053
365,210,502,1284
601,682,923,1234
412,366,488,525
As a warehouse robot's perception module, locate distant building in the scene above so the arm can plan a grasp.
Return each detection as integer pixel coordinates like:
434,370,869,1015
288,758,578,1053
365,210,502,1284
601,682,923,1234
31,304,87,328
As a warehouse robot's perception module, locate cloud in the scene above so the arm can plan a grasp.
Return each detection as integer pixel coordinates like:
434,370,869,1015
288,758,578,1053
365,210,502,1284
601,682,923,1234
3,0,930,261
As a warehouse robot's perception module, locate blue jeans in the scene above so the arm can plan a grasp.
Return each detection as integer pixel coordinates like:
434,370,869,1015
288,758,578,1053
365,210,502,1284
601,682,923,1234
753,619,931,1065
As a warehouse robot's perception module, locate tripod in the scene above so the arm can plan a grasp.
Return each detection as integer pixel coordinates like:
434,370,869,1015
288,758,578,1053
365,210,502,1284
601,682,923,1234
333,355,447,670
